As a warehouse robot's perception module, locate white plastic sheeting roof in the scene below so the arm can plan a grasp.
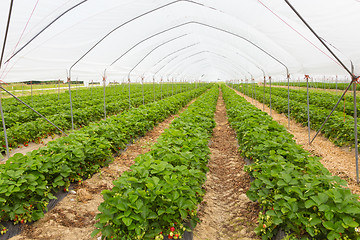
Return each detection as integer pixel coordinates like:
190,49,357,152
0,0,359,83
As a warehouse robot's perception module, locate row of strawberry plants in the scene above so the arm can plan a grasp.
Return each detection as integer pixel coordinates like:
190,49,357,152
0,85,194,154
271,82,358,91
0,86,144,128
232,84,358,147
1,82,196,129
1,83,197,112
222,85,360,240
255,86,359,118
0,85,211,235
0,83,198,125
92,86,219,240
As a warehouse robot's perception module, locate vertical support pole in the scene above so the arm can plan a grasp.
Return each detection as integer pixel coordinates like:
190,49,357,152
128,77,131,109
57,79,60,101
263,76,266,111
167,77,170,97
336,75,338,92
90,80,93,97
269,76,272,117
103,76,106,119
31,81,33,105
172,78,174,95
287,73,291,129
251,78,254,103
306,75,311,144
153,77,155,101
353,75,359,184
160,78,163,100
0,94,10,159
75,78,78,98
254,78,257,102
141,76,144,105
67,76,74,130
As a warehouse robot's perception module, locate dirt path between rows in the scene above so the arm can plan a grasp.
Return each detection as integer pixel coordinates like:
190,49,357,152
193,91,259,240
10,98,198,240
232,88,360,195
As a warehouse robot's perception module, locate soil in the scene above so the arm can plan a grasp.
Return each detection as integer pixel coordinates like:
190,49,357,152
193,91,259,240
233,88,360,195
10,98,197,240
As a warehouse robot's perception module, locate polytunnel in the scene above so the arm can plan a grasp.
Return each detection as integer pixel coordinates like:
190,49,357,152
1,1,360,240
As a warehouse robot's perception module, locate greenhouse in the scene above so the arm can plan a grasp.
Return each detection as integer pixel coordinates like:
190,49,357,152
0,0,360,239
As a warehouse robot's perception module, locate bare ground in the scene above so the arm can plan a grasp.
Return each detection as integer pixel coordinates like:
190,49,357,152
193,91,259,240
233,88,360,195
10,98,197,240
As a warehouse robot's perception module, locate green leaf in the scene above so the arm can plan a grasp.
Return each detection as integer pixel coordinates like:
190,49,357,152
147,211,157,219
344,205,360,214
157,209,165,216
323,221,335,230
309,217,321,226
343,216,359,228
305,199,315,208
325,211,334,221
129,194,138,203
122,217,132,227
180,209,187,219
135,199,143,210
266,210,276,217
327,230,340,240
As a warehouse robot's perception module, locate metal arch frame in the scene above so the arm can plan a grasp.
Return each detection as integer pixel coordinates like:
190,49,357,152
183,51,253,78
67,20,292,89
155,50,251,79
150,43,200,73
180,63,243,81
173,61,238,81
126,34,188,107
147,41,268,81
67,19,293,128
127,34,188,80
164,53,249,80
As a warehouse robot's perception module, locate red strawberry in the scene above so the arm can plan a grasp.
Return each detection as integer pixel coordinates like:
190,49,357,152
170,227,175,232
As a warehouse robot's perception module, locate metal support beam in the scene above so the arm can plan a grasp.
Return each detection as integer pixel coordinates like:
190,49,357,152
306,75,311,144
67,77,74,130
269,76,272,117
103,73,107,119
0,96,9,159
0,86,68,136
